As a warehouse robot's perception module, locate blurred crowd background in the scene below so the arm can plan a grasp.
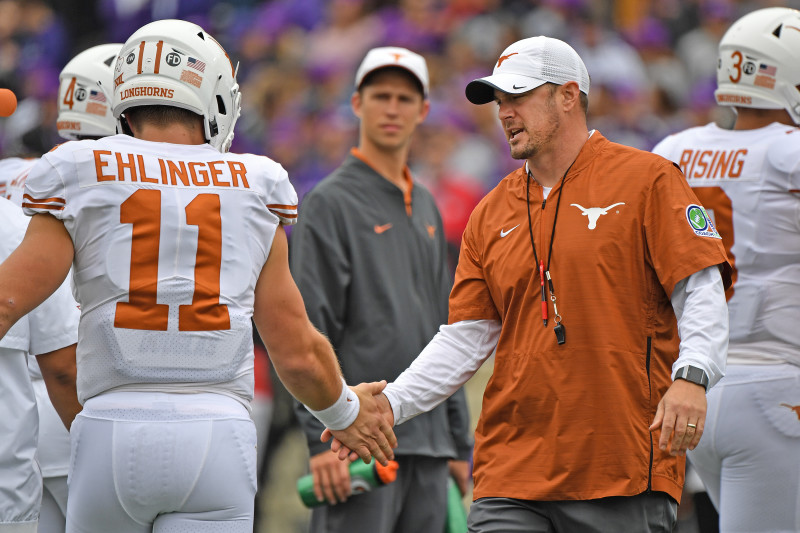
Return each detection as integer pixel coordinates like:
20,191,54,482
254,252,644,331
0,1,794,531
3,0,799,259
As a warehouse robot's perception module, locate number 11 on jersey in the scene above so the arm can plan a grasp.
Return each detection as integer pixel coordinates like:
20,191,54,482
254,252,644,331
114,189,231,331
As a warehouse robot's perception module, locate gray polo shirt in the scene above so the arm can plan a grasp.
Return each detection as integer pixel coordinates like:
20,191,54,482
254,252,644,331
290,153,472,459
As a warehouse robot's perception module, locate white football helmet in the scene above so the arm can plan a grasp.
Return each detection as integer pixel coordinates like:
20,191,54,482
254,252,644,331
57,43,123,140
113,19,242,152
716,7,800,124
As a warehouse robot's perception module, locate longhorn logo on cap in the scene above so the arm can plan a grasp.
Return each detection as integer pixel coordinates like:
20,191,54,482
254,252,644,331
497,52,518,68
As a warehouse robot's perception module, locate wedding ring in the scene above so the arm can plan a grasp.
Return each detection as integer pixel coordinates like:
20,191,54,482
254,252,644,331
686,423,697,429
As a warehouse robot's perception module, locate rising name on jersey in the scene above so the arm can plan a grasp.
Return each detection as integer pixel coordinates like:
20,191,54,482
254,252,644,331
677,148,747,180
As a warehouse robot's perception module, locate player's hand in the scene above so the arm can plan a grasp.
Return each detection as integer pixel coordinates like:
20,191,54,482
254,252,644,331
309,450,352,504
323,387,396,462
321,381,397,465
448,460,470,496
649,379,707,456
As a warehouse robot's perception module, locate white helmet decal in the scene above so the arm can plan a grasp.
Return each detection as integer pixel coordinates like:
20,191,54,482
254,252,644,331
57,43,123,141
715,7,800,125
113,19,242,152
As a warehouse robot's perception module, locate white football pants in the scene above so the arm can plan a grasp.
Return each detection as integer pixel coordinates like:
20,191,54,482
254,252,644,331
66,395,257,533
689,363,800,533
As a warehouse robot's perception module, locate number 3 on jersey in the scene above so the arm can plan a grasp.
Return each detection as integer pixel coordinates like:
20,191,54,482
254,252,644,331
114,189,231,331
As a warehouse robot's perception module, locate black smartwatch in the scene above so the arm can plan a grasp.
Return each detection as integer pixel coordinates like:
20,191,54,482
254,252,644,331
675,365,709,391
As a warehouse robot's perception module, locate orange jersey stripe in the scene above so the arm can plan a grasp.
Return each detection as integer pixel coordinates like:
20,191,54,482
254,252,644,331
269,210,297,219
23,193,66,205
266,203,297,210
22,202,65,211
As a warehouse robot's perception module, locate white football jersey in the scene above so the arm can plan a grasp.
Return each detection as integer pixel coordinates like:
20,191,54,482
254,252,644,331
0,157,37,205
0,197,79,525
23,134,298,404
0,157,80,477
653,122,800,366
1,156,80,479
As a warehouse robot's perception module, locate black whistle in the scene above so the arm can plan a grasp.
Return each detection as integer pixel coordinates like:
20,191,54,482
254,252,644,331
554,323,566,345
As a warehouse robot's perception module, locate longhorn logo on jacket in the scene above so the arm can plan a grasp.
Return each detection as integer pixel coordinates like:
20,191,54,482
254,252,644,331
570,203,625,230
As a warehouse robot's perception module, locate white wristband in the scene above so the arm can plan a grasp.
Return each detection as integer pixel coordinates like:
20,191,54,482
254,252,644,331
306,377,360,430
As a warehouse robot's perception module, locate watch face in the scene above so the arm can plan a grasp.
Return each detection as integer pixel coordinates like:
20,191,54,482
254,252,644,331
687,366,703,382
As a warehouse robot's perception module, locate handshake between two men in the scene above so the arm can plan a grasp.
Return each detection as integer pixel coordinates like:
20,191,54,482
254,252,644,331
320,381,398,466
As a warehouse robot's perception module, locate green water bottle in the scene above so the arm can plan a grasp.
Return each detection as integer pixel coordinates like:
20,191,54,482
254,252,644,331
444,477,468,533
297,458,399,507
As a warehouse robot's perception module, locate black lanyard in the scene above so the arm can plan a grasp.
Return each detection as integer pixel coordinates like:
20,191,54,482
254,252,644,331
525,165,572,345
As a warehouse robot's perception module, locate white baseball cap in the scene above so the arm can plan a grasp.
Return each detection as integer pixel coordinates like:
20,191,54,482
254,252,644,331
465,36,590,104
355,46,429,96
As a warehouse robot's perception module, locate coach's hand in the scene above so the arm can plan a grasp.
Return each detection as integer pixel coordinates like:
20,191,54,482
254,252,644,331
449,460,470,496
649,379,707,456
309,450,352,504
322,381,397,465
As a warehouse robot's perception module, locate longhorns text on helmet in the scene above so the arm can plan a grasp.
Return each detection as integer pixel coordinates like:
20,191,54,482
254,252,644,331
715,7,800,125
112,19,242,152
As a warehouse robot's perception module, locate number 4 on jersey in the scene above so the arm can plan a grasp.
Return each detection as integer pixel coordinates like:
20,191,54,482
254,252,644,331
114,189,231,331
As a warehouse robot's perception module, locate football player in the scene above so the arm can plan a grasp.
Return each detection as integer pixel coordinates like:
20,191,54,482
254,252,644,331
0,87,80,533
0,43,120,533
0,19,394,532
652,7,800,531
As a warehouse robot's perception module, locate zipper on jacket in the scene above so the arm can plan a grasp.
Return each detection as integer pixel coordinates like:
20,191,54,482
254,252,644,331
646,335,653,493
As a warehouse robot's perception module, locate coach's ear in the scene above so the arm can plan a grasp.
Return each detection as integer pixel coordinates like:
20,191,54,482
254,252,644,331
416,98,430,126
351,91,363,120
558,81,581,113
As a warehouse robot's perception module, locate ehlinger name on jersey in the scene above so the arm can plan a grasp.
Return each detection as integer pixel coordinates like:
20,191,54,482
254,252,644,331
92,149,250,189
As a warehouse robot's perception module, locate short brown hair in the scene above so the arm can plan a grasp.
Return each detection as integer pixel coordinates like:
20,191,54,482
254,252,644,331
124,105,203,131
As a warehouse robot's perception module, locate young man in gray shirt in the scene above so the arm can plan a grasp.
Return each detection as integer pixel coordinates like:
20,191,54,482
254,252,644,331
290,47,473,532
